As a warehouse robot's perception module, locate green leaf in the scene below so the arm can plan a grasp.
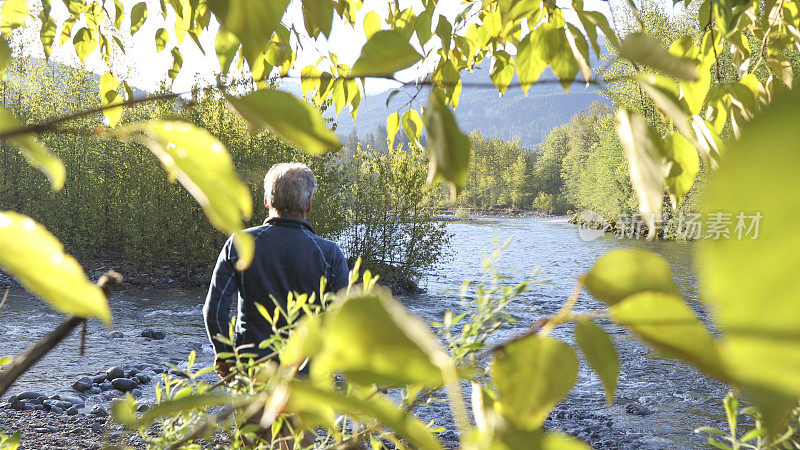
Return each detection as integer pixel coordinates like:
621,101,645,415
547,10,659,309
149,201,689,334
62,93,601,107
0,0,28,36
110,395,137,427
154,27,168,52
311,289,447,387
401,109,422,145
516,32,546,94
207,0,289,65
610,292,728,382
492,335,577,429
0,356,12,368
0,107,65,190
620,32,698,81
301,0,333,38
424,91,471,197
386,111,399,149
129,2,147,35
351,30,422,78
136,393,235,428
0,212,111,323
227,89,339,154
575,320,618,404
99,72,123,127
59,16,76,45
39,16,56,58
73,28,97,62
585,248,677,306
565,24,591,83
114,0,124,28
698,88,800,430
0,38,10,72
615,109,667,236
168,47,182,80
363,10,381,40
664,132,699,207
125,120,254,269
288,381,443,450
214,29,239,73
489,50,515,96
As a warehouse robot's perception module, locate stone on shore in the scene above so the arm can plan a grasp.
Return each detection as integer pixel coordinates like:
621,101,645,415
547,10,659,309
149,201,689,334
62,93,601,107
105,366,125,381
111,378,138,392
72,376,93,392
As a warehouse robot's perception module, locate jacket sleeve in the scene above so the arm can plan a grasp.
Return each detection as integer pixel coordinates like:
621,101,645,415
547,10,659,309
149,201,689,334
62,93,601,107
328,245,351,293
203,238,239,355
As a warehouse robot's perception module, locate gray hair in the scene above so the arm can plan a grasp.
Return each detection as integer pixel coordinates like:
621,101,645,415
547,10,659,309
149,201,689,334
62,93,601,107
264,163,317,217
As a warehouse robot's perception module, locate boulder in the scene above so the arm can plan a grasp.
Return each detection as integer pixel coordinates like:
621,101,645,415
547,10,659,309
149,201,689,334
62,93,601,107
72,377,93,392
625,403,654,416
66,405,80,415
98,382,112,391
92,375,107,384
59,395,84,406
17,391,46,400
50,406,64,414
89,405,108,417
105,366,125,381
110,331,124,338
135,373,151,384
111,378,138,392
141,329,166,340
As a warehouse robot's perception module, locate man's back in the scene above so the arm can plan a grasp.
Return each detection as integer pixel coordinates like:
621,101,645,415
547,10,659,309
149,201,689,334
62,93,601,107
203,217,349,358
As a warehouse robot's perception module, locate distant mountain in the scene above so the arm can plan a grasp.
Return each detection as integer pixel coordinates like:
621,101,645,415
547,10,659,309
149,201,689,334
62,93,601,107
332,62,611,149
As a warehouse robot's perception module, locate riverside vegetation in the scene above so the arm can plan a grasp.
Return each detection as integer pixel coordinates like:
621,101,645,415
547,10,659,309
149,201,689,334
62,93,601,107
1,0,800,449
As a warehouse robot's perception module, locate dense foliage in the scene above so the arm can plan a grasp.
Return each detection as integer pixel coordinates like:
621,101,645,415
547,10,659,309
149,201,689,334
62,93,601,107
2,0,800,448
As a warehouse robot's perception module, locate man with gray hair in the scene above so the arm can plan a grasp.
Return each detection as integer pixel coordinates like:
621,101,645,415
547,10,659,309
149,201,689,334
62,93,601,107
203,162,349,378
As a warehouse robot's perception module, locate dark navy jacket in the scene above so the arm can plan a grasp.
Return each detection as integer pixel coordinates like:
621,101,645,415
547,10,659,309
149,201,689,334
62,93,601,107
203,217,349,357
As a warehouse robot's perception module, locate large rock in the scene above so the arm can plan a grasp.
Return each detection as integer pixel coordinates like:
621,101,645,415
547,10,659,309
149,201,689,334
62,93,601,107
105,366,125,381
141,329,166,340
135,373,151,384
89,405,108,417
111,378,138,392
72,376,93,392
16,391,46,400
98,382,112,391
59,395,84,406
92,374,107,384
66,405,80,416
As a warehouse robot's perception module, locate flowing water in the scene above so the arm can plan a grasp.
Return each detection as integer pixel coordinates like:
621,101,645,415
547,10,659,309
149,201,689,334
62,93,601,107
0,217,726,448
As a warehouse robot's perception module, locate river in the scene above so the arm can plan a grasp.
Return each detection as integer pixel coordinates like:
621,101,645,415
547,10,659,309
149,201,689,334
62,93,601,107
0,217,726,448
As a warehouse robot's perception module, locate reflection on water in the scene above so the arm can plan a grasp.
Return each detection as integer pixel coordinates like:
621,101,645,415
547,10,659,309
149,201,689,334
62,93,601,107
0,217,725,448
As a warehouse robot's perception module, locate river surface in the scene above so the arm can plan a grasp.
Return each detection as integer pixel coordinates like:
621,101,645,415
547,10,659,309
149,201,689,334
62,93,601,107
0,217,727,448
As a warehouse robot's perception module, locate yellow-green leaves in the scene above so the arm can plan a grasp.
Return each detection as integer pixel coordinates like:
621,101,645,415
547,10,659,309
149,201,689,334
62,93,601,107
615,109,667,237
155,28,168,52
73,28,97,62
168,47,182,80
0,38,9,71
0,107,65,190
99,72,123,127
699,88,800,429
301,0,334,39
351,30,421,78
208,0,289,65
363,10,380,39
574,320,618,404
489,50,515,96
386,111,399,149
0,212,110,323
424,91,471,197
610,292,727,382
664,133,699,207
40,16,56,57
584,248,677,306
126,121,254,269
227,89,339,154
492,335,577,429
129,2,147,35
401,109,422,146
516,32,546,94
288,381,443,450
0,0,28,36
311,289,447,387
620,32,698,81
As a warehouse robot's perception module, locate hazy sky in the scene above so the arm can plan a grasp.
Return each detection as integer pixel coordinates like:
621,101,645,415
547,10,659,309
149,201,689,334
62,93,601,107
14,0,617,95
